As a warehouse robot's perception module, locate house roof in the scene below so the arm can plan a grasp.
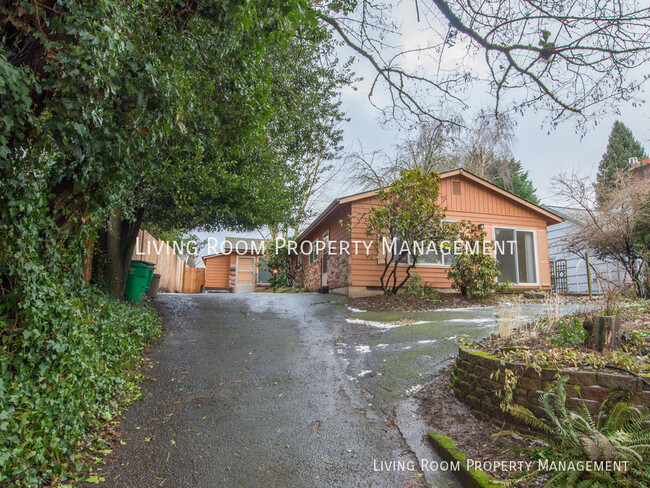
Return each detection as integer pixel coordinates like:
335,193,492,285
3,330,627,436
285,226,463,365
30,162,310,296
297,169,562,241
541,205,588,223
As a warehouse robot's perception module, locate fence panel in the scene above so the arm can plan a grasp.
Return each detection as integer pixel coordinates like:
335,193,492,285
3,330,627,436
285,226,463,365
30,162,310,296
132,230,204,293
182,267,205,293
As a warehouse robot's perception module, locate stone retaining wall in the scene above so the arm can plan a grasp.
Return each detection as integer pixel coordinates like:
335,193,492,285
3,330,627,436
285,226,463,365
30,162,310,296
453,348,650,428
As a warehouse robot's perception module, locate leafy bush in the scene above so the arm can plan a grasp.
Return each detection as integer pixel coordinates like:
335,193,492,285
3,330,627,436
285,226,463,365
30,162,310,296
0,287,160,486
549,316,588,346
446,221,501,299
262,240,299,289
510,376,650,487
405,274,439,300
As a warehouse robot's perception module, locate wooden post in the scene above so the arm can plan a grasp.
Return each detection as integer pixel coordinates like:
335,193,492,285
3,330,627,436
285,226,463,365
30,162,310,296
585,252,593,299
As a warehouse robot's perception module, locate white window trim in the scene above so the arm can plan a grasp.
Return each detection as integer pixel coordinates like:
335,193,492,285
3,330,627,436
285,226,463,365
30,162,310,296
492,225,540,287
408,251,454,267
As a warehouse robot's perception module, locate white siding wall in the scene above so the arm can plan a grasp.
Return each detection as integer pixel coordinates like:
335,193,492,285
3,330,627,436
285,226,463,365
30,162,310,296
547,221,629,294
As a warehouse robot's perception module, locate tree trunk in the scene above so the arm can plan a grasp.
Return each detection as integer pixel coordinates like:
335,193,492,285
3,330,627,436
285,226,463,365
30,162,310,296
102,207,145,299
583,315,622,351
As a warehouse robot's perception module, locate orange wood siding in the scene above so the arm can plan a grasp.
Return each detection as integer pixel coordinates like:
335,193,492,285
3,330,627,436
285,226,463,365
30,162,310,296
204,254,230,288
205,251,270,292
347,175,553,289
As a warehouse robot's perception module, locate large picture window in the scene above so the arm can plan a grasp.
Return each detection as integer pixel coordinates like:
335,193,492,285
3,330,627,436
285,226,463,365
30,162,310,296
494,227,538,285
407,221,456,267
416,242,454,266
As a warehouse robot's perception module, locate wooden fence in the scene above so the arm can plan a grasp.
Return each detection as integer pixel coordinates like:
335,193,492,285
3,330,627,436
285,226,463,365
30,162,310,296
132,230,205,293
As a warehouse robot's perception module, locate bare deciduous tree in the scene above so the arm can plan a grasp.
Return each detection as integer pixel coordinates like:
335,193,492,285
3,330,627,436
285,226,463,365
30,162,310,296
552,170,649,295
461,111,516,178
318,1,650,128
346,147,394,190
347,110,519,190
391,121,461,177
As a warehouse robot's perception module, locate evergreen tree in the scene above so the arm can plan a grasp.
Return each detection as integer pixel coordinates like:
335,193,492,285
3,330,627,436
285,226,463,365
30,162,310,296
596,121,648,200
487,159,540,204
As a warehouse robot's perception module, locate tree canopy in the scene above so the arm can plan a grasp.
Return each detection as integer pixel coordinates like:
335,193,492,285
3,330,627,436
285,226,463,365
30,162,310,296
318,0,650,129
596,121,648,201
0,2,350,482
486,159,540,205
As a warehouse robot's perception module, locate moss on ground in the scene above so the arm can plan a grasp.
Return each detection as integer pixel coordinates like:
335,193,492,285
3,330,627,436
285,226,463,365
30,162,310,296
428,431,502,488
462,348,500,360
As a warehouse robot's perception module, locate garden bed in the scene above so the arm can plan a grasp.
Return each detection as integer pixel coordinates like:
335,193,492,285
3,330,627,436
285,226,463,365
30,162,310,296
474,300,650,374
349,292,504,313
348,291,602,313
416,299,650,488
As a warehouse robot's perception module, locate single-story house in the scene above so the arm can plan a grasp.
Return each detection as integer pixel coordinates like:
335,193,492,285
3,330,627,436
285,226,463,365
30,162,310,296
295,169,563,297
543,205,630,294
203,238,272,293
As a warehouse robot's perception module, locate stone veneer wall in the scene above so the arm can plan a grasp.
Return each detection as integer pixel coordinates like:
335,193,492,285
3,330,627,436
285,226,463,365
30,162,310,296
299,252,349,291
453,348,650,428
326,252,349,290
300,259,321,290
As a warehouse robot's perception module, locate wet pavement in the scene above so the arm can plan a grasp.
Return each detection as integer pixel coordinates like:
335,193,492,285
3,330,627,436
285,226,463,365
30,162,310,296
94,293,426,488
93,293,594,488
339,300,595,414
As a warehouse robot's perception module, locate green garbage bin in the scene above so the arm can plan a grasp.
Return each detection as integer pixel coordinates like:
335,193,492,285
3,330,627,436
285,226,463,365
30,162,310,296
124,260,156,302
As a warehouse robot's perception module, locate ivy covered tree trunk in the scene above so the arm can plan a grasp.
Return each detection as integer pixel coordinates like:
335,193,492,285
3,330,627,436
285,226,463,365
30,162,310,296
98,208,145,299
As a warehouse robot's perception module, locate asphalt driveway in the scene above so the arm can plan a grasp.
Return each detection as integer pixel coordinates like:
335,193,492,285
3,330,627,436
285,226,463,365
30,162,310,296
94,293,427,488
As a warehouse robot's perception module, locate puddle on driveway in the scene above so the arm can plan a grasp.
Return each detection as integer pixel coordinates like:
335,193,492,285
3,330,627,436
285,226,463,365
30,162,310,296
338,302,598,414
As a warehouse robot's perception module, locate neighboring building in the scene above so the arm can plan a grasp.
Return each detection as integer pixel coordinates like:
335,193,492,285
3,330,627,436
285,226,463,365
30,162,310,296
543,205,629,294
630,157,650,182
296,169,562,297
203,238,272,293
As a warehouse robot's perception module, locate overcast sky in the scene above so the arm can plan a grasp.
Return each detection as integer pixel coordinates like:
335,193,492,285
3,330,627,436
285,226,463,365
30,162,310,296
334,0,650,204
196,2,650,250
339,61,650,203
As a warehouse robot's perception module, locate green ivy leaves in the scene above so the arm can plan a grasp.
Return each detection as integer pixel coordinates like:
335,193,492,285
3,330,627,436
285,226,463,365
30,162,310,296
0,286,160,486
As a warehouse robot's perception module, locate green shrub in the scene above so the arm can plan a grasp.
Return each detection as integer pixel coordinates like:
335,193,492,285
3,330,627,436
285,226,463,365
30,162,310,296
446,221,501,299
0,286,160,486
548,316,588,346
405,273,439,300
510,376,650,487
262,240,298,289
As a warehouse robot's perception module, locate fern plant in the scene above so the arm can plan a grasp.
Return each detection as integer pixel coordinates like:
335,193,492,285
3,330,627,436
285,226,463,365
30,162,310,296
508,376,650,487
